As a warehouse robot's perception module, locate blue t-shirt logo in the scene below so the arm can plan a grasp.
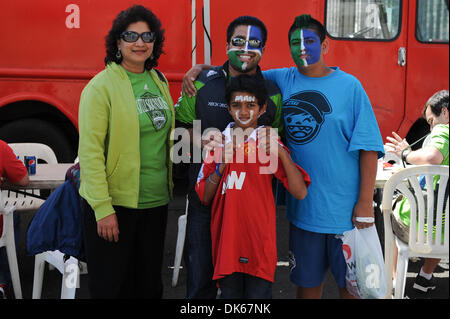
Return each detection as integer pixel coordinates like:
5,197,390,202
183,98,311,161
283,90,332,145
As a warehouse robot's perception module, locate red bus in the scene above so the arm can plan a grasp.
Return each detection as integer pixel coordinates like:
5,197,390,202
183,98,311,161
0,0,448,162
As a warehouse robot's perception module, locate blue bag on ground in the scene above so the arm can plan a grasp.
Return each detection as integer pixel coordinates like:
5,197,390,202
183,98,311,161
341,225,387,299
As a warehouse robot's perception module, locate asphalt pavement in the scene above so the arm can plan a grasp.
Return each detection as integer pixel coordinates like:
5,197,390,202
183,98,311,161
9,177,449,300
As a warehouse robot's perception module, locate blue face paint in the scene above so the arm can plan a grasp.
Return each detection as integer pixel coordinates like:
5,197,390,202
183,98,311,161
290,28,321,67
247,25,263,54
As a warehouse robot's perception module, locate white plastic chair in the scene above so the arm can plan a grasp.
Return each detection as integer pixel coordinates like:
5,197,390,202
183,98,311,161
8,143,58,164
382,165,449,299
32,250,87,299
172,195,188,287
0,192,22,299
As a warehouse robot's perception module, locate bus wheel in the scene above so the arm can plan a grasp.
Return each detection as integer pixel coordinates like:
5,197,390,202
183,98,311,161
0,118,75,163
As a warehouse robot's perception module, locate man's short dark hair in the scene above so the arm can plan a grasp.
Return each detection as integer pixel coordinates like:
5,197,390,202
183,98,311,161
227,16,268,47
288,14,326,44
225,75,268,107
423,89,449,117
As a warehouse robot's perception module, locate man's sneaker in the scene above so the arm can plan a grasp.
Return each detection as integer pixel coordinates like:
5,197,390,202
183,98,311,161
0,285,6,299
412,274,436,293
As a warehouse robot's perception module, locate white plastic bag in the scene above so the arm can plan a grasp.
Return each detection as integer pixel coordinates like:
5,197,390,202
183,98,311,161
341,225,387,299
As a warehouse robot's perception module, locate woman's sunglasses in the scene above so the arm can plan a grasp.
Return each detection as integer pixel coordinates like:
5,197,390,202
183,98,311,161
121,31,156,43
231,37,262,49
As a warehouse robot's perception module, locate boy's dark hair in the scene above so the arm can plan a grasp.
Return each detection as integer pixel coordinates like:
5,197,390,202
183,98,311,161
105,5,165,70
288,14,326,43
225,75,268,107
422,89,449,117
227,16,268,47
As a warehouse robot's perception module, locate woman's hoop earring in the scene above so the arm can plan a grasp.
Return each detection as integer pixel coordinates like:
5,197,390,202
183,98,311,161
115,50,122,59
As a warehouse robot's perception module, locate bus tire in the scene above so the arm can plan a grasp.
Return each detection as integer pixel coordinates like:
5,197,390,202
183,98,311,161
0,118,75,163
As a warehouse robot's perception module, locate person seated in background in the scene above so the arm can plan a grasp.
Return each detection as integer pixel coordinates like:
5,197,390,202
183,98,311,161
0,139,29,299
385,89,449,294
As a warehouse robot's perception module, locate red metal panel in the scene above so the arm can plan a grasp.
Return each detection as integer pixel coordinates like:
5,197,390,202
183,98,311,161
324,2,409,142
0,0,191,116
399,0,449,136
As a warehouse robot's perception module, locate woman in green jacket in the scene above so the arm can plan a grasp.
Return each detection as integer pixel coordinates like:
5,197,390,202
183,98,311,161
78,5,175,298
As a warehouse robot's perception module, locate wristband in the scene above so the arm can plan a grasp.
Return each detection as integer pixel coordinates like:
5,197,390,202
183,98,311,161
215,163,222,178
355,217,374,223
207,175,218,184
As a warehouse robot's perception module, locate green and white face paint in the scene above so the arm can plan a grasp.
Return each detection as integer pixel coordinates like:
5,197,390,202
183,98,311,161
290,28,321,67
227,25,264,72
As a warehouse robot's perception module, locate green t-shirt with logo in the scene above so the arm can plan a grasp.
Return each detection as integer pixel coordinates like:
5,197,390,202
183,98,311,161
125,69,171,208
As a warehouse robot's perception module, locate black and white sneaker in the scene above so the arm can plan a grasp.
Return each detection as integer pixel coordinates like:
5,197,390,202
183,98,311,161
0,285,6,299
412,274,436,293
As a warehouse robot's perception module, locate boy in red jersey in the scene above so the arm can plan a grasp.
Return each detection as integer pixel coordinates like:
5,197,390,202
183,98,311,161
196,75,310,298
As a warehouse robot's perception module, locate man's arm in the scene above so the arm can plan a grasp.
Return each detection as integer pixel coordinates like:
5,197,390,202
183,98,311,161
175,88,197,126
181,64,211,97
269,93,284,137
404,146,444,165
16,174,29,187
352,150,378,229
386,131,445,165
1,143,30,187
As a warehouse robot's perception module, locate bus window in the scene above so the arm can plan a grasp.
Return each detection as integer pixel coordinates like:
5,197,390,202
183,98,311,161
326,0,401,40
416,0,449,43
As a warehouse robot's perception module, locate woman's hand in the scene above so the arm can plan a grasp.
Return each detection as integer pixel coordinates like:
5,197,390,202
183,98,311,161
97,213,119,242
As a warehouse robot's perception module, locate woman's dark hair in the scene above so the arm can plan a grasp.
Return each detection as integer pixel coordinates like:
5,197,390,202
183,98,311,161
104,5,165,70
423,89,449,117
225,74,268,107
226,16,268,47
288,14,326,44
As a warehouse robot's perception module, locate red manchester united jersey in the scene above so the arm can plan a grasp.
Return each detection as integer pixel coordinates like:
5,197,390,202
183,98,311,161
196,125,310,282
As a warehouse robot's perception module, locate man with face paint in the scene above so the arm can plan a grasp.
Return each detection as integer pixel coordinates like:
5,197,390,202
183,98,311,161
175,16,282,299
261,14,385,299
226,23,265,73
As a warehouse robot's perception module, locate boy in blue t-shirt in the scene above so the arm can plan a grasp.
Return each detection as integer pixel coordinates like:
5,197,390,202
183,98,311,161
261,14,385,299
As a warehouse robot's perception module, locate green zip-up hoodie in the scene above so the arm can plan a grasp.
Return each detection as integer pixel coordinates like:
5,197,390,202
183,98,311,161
78,62,175,221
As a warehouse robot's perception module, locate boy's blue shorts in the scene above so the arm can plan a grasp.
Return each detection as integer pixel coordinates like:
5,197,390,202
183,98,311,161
288,223,346,289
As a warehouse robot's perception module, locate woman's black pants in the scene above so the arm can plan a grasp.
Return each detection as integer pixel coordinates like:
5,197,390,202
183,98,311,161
81,199,168,299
